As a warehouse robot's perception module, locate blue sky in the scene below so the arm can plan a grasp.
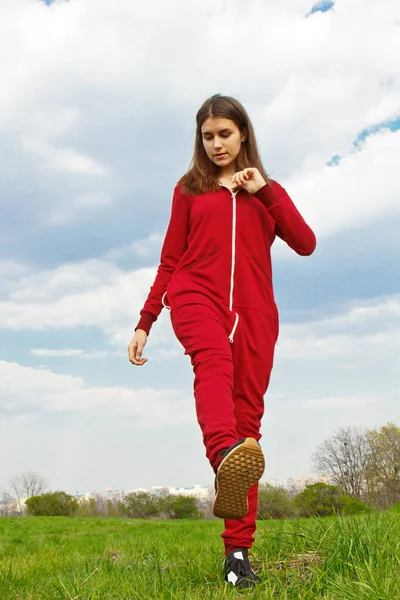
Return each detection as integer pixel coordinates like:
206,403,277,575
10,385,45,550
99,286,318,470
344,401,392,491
307,1,335,17
1,0,399,497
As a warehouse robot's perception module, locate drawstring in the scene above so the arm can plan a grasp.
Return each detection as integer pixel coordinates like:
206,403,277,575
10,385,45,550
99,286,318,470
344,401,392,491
228,312,239,344
161,291,171,312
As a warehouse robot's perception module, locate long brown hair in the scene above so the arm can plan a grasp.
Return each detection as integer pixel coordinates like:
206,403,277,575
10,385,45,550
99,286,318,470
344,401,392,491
177,94,270,195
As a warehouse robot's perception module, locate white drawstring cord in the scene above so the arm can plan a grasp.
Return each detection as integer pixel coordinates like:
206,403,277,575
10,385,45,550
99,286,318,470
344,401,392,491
228,312,239,344
161,291,171,312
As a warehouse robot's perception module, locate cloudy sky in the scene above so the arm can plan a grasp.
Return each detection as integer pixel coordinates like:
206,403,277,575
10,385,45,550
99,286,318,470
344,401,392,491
1,0,399,497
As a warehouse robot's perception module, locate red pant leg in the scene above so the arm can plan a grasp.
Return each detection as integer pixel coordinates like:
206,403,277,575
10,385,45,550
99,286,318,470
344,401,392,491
170,302,239,468
222,309,278,554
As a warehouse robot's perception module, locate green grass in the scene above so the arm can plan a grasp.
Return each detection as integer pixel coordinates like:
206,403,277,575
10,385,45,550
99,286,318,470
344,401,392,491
0,507,399,599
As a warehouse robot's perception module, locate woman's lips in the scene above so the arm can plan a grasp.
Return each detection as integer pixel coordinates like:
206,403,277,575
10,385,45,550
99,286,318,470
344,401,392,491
214,153,227,159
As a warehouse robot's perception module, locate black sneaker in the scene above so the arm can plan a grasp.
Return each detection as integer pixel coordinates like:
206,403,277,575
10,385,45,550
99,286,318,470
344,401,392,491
213,437,265,520
224,548,262,588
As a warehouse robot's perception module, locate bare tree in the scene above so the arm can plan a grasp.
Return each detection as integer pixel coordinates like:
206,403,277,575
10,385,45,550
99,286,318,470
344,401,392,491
2,471,47,515
311,426,369,498
365,422,400,508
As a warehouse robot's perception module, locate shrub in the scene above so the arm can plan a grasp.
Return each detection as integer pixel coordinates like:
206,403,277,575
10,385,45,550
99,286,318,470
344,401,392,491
258,483,296,519
75,497,101,517
295,482,370,517
160,495,203,519
340,495,371,515
121,492,161,519
25,491,78,516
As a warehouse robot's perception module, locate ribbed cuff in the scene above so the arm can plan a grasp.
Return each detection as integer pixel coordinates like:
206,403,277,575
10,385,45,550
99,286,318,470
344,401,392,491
254,183,279,208
135,312,156,336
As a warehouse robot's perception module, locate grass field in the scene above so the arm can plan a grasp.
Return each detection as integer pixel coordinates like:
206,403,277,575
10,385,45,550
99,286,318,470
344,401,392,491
0,507,399,599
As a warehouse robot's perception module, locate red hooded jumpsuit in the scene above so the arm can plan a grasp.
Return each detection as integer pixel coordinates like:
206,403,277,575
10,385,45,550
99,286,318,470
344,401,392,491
135,180,316,554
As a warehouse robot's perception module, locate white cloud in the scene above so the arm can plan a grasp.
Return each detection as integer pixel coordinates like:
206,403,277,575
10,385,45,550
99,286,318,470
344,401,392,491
302,395,382,410
365,96,400,125
8,259,122,302
0,359,192,425
29,345,181,361
1,255,400,364
276,293,400,360
279,330,400,361
29,348,114,359
284,129,400,239
267,293,400,425
0,258,174,347
153,346,184,360
0,260,31,298
30,348,84,357
104,233,164,262
270,126,400,259
1,0,399,228
21,136,107,177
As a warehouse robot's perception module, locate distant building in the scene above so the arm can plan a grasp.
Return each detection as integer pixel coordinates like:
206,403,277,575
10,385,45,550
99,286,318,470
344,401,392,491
79,484,214,500
264,474,332,491
72,476,332,503
160,484,213,499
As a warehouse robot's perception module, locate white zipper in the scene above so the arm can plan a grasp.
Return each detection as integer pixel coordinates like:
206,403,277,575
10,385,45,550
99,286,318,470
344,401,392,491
227,189,239,343
164,186,239,342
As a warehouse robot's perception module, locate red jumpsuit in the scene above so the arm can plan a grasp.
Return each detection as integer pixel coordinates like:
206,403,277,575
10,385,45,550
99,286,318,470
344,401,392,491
136,181,316,554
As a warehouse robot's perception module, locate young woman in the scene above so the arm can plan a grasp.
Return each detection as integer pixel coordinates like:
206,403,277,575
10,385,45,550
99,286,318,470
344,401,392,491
128,94,316,588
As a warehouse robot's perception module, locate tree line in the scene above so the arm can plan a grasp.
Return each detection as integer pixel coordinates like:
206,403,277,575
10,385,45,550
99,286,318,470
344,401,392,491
1,422,398,519
311,422,399,509
23,490,203,519
0,482,372,520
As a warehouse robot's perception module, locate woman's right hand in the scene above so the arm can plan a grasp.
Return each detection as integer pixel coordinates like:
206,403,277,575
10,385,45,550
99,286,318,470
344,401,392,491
128,329,148,366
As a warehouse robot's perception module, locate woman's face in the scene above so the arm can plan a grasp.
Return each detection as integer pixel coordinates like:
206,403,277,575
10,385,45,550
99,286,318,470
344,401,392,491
201,117,243,174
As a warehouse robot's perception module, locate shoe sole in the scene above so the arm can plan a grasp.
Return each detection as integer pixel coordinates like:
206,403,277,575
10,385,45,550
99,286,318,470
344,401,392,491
213,437,265,520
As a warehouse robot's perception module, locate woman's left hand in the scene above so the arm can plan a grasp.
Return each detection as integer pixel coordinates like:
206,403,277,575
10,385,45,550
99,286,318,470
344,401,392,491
232,168,266,194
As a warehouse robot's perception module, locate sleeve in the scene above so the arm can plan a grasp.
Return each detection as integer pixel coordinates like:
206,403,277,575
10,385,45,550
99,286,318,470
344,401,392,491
135,186,190,335
254,180,316,256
